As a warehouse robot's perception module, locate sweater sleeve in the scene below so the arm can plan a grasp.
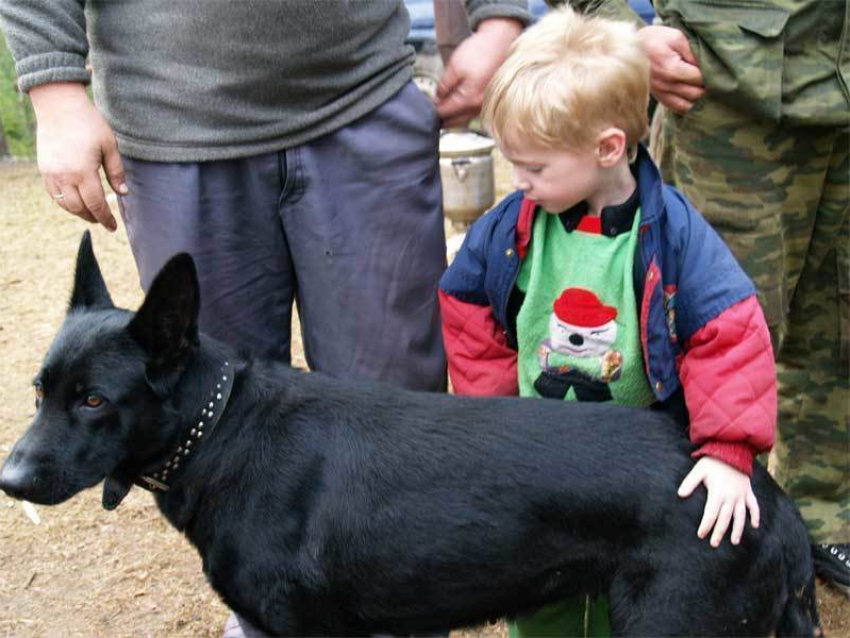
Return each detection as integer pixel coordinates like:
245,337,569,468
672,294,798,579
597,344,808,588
0,0,90,92
464,0,532,30
678,296,777,475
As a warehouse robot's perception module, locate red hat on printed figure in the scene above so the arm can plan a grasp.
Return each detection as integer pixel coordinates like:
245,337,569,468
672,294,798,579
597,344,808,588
553,288,617,327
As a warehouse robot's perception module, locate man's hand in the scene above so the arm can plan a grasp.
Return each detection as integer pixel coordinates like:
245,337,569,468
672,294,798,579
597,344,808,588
29,82,127,231
678,456,760,548
435,18,523,129
637,25,705,114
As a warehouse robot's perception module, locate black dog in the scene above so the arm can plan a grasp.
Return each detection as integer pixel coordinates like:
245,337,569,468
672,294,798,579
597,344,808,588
0,233,819,636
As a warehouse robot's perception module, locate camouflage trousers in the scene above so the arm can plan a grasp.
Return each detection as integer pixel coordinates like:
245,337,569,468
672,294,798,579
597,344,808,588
652,99,850,543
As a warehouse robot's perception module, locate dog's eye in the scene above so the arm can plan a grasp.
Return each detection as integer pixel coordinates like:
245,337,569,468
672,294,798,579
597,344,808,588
34,384,44,404
84,395,104,409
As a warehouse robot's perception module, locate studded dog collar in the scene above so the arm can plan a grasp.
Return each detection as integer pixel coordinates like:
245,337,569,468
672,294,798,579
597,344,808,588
137,360,234,492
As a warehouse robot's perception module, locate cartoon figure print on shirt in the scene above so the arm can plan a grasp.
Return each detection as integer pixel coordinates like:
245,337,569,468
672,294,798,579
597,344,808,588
534,287,623,402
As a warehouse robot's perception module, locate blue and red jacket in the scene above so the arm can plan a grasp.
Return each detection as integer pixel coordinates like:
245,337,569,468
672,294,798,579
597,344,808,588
439,146,776,474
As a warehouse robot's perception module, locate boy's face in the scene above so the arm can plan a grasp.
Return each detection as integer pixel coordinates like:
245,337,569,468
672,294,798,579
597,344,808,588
501,141,600,215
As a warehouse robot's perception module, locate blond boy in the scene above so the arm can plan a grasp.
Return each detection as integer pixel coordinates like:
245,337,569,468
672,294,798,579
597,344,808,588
439,8,777,636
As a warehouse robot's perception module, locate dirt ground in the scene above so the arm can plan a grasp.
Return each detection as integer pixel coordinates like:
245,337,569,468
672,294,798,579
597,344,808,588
0,158,847,637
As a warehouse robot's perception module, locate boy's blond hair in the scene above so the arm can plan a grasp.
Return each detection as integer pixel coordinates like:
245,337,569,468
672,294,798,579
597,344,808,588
482,7,650,153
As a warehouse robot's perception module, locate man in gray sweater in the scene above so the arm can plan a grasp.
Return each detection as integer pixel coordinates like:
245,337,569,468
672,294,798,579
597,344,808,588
0,0,529,635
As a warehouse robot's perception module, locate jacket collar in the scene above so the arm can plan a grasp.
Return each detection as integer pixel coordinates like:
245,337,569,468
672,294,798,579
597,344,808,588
634,143,664,226
516,197,536,259
558,181,640,236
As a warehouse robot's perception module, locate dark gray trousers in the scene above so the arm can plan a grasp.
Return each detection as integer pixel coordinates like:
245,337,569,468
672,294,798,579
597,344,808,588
119,82,447,393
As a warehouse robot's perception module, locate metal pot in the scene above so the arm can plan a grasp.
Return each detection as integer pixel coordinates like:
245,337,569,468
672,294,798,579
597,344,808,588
439,130,496,225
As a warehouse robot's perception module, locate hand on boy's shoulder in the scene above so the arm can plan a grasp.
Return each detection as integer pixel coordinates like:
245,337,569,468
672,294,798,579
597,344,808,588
435,18,523,128
637,25,705,114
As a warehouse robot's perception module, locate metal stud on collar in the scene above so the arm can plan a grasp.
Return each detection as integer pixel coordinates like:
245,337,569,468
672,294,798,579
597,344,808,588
139,360,232,492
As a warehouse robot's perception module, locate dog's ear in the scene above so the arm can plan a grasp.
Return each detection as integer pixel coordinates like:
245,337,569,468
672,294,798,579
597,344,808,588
128,253,200,370
70,231,114,310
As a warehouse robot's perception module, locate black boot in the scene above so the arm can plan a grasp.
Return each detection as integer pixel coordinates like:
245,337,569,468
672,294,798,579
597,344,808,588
812,543,850,596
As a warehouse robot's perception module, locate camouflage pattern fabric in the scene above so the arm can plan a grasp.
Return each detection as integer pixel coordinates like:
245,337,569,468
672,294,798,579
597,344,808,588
654,0,849,127
570,0,850,543
569,0,850,129
652,96,849,543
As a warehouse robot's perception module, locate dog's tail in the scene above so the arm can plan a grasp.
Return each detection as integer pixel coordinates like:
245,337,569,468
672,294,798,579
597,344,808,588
776,504,821,638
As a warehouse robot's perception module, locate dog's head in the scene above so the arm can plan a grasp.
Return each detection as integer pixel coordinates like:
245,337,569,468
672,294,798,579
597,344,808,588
0,232,200,509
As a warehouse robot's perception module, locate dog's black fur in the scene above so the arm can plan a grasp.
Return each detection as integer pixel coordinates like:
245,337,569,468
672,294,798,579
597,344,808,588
0,233,819,636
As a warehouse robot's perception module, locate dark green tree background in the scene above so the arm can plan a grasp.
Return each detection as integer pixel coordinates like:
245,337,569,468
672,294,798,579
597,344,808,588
0,33,36,158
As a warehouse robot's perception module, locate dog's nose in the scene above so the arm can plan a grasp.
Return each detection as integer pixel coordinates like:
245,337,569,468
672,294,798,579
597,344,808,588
0,455,34,499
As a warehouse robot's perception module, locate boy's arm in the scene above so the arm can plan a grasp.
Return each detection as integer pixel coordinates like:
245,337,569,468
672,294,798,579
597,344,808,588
669,189,776,476
665,189,775,547
439,220,519,397
677,301,773,548
678,296,777,475
439,291,519,396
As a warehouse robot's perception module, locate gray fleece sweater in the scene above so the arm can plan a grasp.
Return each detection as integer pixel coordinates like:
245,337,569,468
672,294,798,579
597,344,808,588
0,0,529,161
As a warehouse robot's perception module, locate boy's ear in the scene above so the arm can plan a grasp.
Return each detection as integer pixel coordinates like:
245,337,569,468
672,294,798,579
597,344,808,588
128,253,200,371
595,128,628,167
70,231,115,310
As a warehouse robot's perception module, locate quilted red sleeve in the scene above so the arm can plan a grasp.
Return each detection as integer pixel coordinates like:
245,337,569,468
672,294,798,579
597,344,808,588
679,296,776,475
439,290,518,397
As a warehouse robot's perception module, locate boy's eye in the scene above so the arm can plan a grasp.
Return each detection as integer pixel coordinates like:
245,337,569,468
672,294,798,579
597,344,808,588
84,395,104,409
526,166,543,174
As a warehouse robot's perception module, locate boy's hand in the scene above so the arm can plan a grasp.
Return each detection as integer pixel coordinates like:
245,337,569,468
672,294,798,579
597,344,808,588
678,457,759,548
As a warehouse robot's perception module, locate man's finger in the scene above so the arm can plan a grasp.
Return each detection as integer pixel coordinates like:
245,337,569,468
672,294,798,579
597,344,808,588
440,109,475,129
436,64,460,101
669,31,699,67
656,92,695,115
79,176,117,232
668,79,705,101
653,79,703,104
710,501,734,548
436,92,473,126
102,137,129,196
671,59,704,87
43,178,67,209
60,185,98,224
